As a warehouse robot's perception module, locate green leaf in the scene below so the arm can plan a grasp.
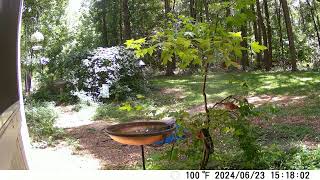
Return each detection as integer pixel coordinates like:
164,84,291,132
136,94,145,99
196,38,211,50
124,38,146,50
225,59,241,69
229,32,242,39
161,51,172,64
176,37,191,48
135,105,143,111
119,103,132,112
251,41,267,53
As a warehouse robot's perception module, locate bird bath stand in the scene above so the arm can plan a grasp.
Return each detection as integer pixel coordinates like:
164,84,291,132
105,121,176,170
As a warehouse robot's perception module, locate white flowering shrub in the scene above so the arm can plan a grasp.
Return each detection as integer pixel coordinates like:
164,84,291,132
67,46,147,101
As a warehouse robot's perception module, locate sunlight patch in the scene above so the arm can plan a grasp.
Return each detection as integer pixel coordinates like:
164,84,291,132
247,95,307,107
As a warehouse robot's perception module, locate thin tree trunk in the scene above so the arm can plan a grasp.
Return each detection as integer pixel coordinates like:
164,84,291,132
123,0,132,40
173,0,176,12
204,0,210,22
102,15,108,46
165,0,175,76
263,0,273,67
280,0,297,71
299,0,307,32
25,69,32,94
190,0,196,20
256,0,271,71
276,0,285,66
119,0,123,43
240,7,249,71
198,0,203,22
306,0,320,48
199,62,214,170
251,4,262,68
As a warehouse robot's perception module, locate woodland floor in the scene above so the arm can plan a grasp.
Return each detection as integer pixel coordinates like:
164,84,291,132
30,71,320,169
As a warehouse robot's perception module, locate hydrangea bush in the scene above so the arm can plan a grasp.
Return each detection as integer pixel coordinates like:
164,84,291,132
67,46,147,101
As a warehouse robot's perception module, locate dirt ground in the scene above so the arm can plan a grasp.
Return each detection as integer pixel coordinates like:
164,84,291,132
29,105,160,170
29,95,320,169
65,121,158,169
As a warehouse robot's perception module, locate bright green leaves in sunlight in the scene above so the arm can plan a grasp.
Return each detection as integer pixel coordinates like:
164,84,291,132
124,38,146,49
229,32,243,39
195,38,211,51
118,94,145,112
251,41,268,53
125,15,267,70
176,37,191,49
125,38,157,58
136,94,145,99
119,102,133,111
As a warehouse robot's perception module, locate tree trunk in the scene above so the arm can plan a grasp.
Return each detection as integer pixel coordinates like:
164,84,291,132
306,0,320,49
102,15,108,46
204,0,210,22
165,0,170,15
123,0,132,40
256,0,271,71
299,0,307,32
165,0,175,76
25,69,32,94
275,0,284,65
119,0,123,43
280,0,297,71
173,0,176,12
199,62,214,170
240,7,249,71
190,0,196,20
251,4,262,68
263,0,273,67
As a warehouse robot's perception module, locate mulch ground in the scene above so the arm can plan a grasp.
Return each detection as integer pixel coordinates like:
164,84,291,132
65,121,163,169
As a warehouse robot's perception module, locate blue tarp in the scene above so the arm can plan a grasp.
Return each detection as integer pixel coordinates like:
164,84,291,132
153,125,186,145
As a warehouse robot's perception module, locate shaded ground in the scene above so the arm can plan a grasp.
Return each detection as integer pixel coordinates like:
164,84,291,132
30,105,161,170
65,121,154,169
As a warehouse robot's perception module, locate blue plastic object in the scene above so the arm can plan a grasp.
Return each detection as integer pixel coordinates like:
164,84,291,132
153,124,186,145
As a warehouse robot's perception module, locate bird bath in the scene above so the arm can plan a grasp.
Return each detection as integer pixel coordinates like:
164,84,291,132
105,121,176,170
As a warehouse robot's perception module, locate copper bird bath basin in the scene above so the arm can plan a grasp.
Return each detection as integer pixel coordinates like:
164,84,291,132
105,121,176,169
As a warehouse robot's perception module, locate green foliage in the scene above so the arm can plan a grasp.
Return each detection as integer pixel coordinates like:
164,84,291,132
147,143,320,170
150,97,261,169
251,41,268,53
24,101,63,141
94,103,149,122
29,74,78,104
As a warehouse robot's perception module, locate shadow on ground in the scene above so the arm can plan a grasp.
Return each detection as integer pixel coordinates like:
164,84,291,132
65,121,163,169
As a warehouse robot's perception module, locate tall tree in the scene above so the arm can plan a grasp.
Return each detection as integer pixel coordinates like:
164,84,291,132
306,0,320,48
275,0,285,64
263,0,273,66
119,1,123,43
204,0,210,22
251,4,262,68
240,7,249,71
280,0,297,71
256,0,271,70
101,1,108,46
165,0,176,76
190,0,196,20
123,0,132,40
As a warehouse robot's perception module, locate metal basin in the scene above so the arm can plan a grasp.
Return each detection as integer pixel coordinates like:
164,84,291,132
105,121,176,145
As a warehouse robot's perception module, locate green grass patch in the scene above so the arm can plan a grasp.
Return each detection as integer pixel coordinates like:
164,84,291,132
258,124,320,144
96,71,320,169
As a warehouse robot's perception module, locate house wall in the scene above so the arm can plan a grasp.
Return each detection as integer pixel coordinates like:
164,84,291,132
0,0,30,169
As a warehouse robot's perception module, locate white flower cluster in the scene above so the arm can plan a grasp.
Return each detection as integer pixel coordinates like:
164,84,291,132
69,46,145,101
